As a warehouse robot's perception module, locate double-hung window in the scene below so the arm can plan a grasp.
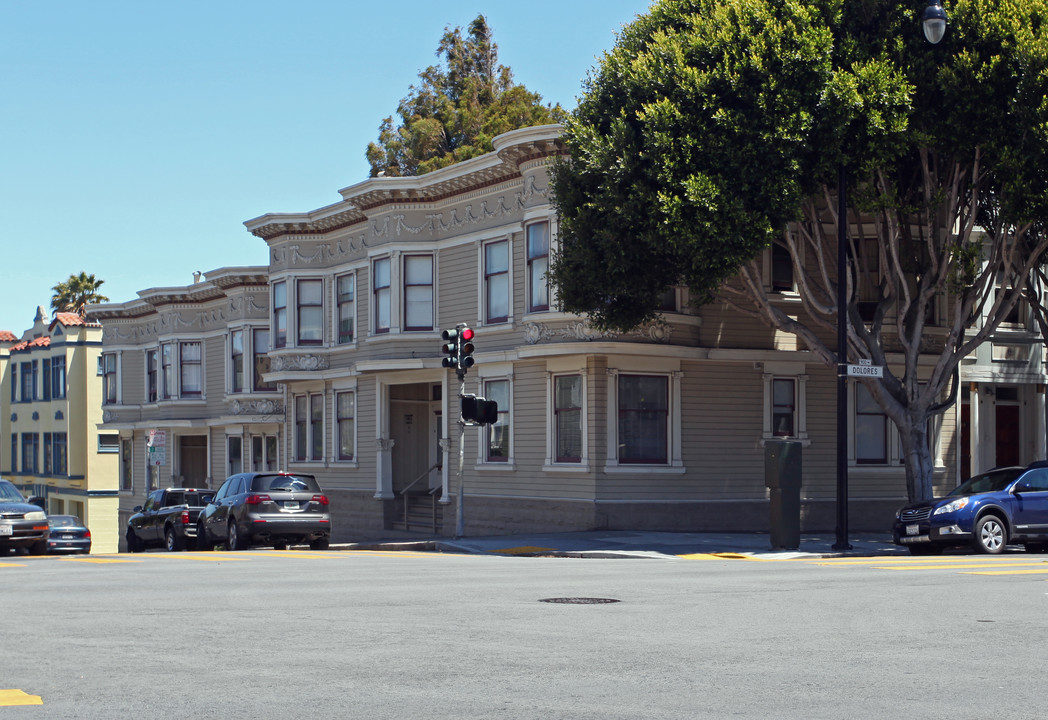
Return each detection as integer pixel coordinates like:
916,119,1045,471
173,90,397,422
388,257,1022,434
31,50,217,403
20,361,35,402
22,433,39,474
554,375,583,463
50,356,65,399
294,394,324,461
855,383,888,464
9,365,15,403
297,279,324,345
373,258,391,334
337,273,355,344
485,240,509,324
527,221,550,312
273,281,288,348
772,379,796,437
230,330,244,393
617,375,668,464
253,329,274,391
52,433,67,475
180,342,202,396
145,349,158,402
484,379,510,462
161,343,175,399
403,255,433,331
42,359,52,401
336,391,355,461
102,354,118,405
44,433,52,474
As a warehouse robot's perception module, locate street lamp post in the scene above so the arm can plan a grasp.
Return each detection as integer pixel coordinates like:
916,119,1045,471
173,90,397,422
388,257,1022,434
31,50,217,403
832,3,947,551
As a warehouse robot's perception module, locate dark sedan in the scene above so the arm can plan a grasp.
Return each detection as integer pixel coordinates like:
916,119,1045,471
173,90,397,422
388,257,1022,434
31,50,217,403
47,515,92,554
0,478,49,555
199,472,331,551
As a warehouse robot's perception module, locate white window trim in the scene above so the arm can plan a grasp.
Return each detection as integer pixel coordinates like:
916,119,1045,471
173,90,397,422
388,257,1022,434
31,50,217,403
475,367,514,469
603,368,684,474
760,373,810,447
478,236,514,328
334,269,359,347
333,381,359,468
543,369,589,472
295,276,326,347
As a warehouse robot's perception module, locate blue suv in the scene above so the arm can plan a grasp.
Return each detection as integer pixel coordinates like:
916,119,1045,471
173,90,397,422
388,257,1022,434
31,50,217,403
894,462,1048,555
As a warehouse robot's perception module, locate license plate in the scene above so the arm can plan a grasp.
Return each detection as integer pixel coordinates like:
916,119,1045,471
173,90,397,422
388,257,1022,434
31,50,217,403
0,525,11,536
906,524,920,536
62,534,75,539
284,501,299,510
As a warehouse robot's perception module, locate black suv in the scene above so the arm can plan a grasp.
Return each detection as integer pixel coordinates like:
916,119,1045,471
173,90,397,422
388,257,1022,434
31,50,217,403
0,478,49,555
198,472,331,551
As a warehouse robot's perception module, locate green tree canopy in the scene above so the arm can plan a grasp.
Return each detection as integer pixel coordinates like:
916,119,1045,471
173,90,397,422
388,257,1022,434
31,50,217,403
366,14,566,177
550,0,1048,501
51,272,109,316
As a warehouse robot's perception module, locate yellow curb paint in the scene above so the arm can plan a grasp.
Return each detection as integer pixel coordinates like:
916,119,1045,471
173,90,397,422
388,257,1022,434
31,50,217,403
0,562,27,568
0,689,42,706
59,557,141,564
677,552,765,560
963,568,1048,575
489,546,554,555
878,562,1048,571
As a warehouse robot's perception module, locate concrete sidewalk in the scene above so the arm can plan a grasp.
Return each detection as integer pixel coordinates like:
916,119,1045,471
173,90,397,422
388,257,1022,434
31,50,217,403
343,530,906,560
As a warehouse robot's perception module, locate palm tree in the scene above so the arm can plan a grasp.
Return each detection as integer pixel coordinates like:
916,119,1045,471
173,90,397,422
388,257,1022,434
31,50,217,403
51,272,110,316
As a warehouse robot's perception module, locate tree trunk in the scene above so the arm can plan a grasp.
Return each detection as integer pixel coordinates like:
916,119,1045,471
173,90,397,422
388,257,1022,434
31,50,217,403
898,415,935,501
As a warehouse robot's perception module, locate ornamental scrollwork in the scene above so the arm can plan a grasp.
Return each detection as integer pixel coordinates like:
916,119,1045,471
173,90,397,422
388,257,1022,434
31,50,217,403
270,354,329,371
560,321,617,342
232,399,283,416
522,322,552,345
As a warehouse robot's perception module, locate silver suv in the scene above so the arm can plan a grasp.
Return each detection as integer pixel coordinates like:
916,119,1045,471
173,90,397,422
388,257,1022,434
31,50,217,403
198,473,331,551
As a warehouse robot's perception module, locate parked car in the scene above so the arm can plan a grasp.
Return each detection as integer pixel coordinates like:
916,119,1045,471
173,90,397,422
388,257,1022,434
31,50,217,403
126,488,213,552
47,515,92,554
0,478,49,555
893,461,1048,555
198,472,331,551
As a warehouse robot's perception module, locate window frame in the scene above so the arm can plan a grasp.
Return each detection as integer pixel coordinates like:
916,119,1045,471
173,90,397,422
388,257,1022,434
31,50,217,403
616,374,669,465
526,221,550,313
179,342,202,397
483,378,510,463
102,353,118,405
484,239,510,325
296,278,324,346
553,374,584,464
336,272,356,344
854,382,889,465
402,254,434,332
273,280,288,349
373,257,391,334
252,328,275,392
336,390,355,461
230,329,244,393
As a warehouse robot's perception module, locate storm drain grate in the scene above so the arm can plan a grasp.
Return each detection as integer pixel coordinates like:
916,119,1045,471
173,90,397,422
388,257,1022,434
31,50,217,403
539,597,621,604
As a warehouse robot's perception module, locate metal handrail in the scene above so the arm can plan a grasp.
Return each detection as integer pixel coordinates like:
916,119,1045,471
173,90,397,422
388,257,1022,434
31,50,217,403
399,463,442,531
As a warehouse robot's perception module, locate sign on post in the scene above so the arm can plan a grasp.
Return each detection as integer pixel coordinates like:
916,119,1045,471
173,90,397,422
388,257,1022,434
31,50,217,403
846,358,884,378
147,429,167,466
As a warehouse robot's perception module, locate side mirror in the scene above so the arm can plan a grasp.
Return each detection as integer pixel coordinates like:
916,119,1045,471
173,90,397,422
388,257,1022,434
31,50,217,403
132,505,143,513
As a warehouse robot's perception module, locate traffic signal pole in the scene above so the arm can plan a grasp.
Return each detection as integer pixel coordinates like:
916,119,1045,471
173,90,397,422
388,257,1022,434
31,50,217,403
455,375,466,538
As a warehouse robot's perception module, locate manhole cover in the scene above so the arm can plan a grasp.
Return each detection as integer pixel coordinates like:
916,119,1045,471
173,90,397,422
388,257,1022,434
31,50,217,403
539,597,621,604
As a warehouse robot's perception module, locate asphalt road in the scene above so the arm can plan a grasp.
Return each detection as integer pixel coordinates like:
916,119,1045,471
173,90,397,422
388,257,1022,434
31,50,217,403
2,548,1047,719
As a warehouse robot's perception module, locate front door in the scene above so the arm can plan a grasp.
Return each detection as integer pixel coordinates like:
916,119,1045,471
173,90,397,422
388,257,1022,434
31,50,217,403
996,404,1021,468
179,436,208,487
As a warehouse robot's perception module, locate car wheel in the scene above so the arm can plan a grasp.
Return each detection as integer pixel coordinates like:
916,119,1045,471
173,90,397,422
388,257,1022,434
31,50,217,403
29,540,47,556
973,515,1007,554
908,544,943,556
126,528,144,553
273,541,288,551
228,519,246,551
164,525,184,552
309,537,330,551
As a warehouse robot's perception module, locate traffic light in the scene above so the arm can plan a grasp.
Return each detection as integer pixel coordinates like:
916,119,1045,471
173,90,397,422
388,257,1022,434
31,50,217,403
441,328,460,369
459,327,475,371
461,394,498,425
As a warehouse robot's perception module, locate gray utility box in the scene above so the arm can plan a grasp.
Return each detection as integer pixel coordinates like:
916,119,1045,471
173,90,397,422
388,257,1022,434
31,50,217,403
765,441,803,550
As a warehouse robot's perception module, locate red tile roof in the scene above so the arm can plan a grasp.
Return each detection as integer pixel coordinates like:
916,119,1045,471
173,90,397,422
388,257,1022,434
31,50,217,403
53,312,85,326
10,336,51,351
0,330,16,342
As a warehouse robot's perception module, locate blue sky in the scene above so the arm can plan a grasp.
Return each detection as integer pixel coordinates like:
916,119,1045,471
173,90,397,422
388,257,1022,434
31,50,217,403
0,1,650,335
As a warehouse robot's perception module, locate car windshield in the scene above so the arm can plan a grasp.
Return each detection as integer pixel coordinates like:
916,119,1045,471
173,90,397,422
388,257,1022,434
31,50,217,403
251,474,320,493
0,481,25,502
948,467,1024,497
49,516,80,528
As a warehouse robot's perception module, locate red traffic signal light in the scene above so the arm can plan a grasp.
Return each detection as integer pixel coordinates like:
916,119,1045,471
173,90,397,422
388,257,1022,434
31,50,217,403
459,326,475,370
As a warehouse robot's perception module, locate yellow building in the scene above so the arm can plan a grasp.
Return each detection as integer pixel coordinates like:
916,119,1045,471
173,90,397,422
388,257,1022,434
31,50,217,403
0,307,118,553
